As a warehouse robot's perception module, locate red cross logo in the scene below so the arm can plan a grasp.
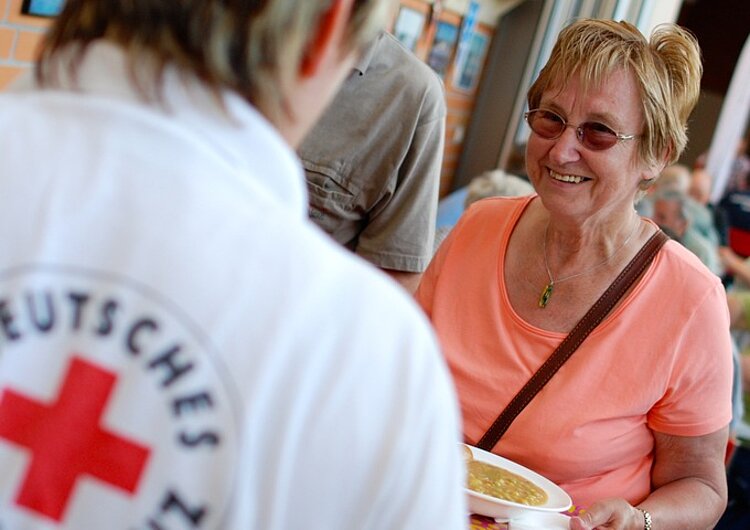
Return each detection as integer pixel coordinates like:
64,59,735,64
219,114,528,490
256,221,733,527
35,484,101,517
0,356,151,522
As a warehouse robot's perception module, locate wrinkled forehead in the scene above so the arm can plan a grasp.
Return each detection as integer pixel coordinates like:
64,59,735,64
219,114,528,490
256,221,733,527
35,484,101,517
542,67,645,120
546,62,630,99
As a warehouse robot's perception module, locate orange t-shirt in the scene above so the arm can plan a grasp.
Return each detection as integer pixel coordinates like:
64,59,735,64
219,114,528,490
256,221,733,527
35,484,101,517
417,195,733,508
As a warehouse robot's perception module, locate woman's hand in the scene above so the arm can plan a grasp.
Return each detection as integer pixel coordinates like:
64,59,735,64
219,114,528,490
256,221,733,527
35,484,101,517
572,428,728,530
569,498,644,529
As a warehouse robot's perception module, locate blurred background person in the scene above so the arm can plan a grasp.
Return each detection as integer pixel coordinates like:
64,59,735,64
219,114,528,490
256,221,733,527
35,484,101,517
721,246,750,289
433,169,534,252
463,169,536,206
717,250,750,529
650,188,723,276
640,163,723,246
299,30,446,293
696,134,750,199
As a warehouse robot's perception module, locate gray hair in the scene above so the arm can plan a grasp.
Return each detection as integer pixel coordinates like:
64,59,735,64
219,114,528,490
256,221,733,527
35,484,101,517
465,170,535,208
653,189,690,222
656,163,692,194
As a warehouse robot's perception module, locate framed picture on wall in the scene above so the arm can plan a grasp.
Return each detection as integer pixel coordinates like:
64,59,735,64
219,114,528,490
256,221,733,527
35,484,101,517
21,0,65,18
427,21,459,79
393,6,425,53
454,32,488,92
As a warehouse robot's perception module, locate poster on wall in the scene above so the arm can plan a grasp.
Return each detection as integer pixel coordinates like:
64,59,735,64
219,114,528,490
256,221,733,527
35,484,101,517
452,0,479,88
393,6,425,52
455,32,488,92
427,21,459,79
21,0,65,17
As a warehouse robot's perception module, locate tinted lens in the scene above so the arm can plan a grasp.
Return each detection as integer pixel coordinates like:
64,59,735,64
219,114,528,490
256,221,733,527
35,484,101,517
526,110,565,139
580,122,619,150
526,109,625,151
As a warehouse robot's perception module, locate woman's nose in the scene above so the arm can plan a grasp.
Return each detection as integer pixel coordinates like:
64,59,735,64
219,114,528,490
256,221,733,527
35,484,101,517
547,124,582,165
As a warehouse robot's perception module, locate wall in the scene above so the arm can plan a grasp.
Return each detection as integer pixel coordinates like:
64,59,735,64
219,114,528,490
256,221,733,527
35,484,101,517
0,0,506,198
395,0,522,196
640,0,682,36
451,0,544,190
0,0,50,89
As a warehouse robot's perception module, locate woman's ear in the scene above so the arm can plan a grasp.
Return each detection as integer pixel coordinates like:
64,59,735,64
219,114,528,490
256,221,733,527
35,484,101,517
637,155,668,192
642,146,672,187
300,0,352,78
659,145,673,175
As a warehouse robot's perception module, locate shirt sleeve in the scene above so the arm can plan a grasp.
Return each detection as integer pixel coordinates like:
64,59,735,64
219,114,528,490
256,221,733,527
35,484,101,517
648,281,734,436
355,80,446,273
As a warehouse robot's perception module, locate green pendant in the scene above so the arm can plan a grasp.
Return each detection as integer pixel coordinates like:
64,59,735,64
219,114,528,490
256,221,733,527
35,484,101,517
538,282,553,308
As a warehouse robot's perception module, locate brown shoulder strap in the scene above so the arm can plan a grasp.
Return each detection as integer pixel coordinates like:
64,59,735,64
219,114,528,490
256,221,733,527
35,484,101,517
476,230,669,452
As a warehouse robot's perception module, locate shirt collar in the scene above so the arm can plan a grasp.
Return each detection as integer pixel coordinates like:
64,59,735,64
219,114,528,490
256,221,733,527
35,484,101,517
352,31,383,76
20,41,307,218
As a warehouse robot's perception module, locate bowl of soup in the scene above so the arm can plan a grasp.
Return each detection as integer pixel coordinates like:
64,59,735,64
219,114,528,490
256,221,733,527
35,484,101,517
463,444,572,522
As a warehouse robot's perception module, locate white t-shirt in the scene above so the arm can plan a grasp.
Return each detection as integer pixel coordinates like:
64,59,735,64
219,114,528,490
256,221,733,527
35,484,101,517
0,43,466,529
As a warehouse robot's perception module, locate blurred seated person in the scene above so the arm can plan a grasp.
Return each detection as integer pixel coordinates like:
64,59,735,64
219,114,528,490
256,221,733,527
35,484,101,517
688,166,726,245
731,135,750,194
298,30,446,294
721,246,750,288
691,165,730,241
719,249,750,401
434,170,534,251
690,166,713,205
717,285,750,530
464,169,535,205
650,188,723,276
639,163,721,246
717,234,750,530
696,134,750,199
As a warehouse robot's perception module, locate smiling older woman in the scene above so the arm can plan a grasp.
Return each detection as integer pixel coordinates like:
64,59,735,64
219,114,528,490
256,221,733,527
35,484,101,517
416,18,733,530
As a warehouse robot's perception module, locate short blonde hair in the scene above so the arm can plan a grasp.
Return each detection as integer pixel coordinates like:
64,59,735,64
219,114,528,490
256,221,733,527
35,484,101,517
37,0,394,122
527,19,702,168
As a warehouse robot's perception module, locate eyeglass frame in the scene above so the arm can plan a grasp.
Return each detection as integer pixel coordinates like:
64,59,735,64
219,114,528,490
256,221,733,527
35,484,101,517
524,108,638,151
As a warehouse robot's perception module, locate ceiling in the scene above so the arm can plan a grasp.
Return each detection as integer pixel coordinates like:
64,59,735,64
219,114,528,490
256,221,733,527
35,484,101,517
677,0,750,93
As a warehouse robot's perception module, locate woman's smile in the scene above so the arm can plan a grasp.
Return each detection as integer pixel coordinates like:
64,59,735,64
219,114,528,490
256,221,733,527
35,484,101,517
549,169,590,184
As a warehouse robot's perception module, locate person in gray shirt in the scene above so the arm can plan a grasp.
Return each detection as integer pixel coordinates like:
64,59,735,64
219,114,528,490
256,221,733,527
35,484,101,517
298,30,446,293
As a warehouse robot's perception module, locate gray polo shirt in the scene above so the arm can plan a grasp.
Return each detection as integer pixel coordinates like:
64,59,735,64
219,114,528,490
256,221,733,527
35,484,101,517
298,31,446,273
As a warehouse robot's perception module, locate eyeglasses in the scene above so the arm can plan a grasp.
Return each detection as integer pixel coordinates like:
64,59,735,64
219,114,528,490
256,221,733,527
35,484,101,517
524,108,637,151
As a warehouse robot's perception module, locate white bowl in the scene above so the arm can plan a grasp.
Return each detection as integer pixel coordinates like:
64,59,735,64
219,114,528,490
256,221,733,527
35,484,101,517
464,444,572,522
510,512,571,529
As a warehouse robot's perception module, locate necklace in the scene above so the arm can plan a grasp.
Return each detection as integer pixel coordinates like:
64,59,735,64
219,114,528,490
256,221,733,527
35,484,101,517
538,219,639,308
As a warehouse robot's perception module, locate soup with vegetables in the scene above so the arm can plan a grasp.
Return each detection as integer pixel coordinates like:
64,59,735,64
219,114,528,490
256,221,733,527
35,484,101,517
466,459,548,507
